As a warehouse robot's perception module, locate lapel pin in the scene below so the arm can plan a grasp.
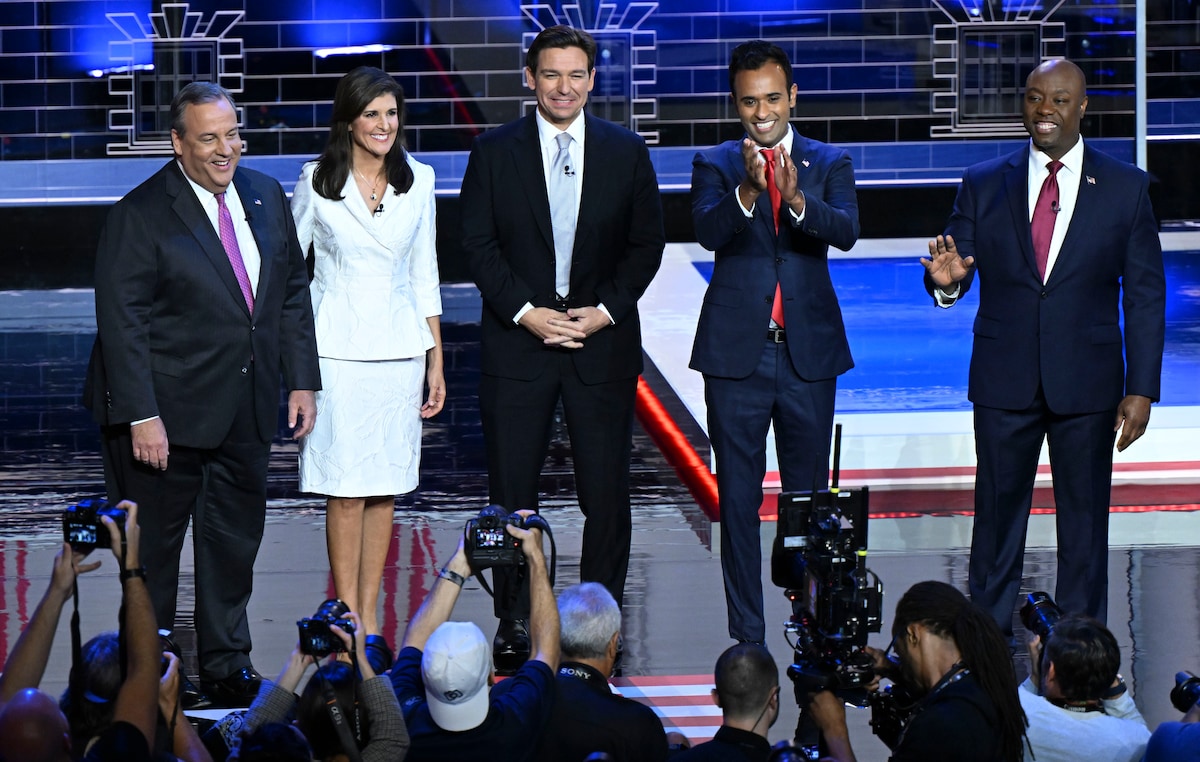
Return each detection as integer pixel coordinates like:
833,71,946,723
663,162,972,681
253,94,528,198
801,159,810,168
1086,176,1096,185
253,198,263,205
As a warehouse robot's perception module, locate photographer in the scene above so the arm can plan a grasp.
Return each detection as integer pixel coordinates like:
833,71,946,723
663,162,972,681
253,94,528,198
675,643,780,761
228,610,408,761
390,510,558,761
807,581,1027,762
1019,615,1148,761
1145,691,1200,762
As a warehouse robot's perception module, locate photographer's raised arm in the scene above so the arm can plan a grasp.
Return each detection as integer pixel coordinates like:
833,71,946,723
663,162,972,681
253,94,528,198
102,501,161,746
402,535,473,651
507,519,559,671
808,690,858,762
0,543,100,703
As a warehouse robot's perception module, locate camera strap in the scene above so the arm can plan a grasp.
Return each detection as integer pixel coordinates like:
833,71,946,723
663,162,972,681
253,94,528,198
319,667,364,762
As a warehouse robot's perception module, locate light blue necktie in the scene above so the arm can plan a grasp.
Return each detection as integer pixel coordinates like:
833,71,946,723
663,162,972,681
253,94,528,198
549,132,576,299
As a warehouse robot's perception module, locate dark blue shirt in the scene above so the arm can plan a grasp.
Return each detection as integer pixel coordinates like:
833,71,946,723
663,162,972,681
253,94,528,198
391,645,555,762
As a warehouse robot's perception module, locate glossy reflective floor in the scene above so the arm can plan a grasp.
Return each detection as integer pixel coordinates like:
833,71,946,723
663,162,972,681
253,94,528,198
2,241,1200,760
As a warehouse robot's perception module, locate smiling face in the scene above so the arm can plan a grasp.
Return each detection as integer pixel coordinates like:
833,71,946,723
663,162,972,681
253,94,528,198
1022,60,1088,161
349,93,399,163
732,63,797,148
171,97,241,194
525,45,595,128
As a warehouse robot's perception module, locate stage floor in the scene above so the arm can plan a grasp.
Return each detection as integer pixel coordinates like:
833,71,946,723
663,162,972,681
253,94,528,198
1,235,1198,758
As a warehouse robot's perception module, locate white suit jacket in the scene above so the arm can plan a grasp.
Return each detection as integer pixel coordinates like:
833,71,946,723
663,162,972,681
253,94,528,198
292,154,441,361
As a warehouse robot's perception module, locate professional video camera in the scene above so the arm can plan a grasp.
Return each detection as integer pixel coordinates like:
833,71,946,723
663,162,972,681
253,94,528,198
1171,671,1200,713
63,498,127,552
1020,591,1063,639
771,426,883,704
463,504,551,570
297,599,356,657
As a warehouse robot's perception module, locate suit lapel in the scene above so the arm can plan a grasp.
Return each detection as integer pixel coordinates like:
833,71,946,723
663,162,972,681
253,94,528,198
1001,150,1039,281
234,170,271,313
167,163,251,317
1048,147,1097,285
512,114,556,255
576,114,609,253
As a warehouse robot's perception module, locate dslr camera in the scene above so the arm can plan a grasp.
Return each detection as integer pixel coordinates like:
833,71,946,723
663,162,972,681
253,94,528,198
1171,671,1200,713
1020,591,1063,639
463,504,550,570
297,599,355,657
63,498,127,552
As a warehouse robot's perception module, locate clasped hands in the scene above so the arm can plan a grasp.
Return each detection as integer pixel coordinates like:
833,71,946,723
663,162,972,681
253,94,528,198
739,139,804,212
520,306,609,349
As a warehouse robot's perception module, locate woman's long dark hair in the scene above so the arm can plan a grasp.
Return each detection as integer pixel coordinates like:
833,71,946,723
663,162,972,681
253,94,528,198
892,581,1028,762
313,66,413,200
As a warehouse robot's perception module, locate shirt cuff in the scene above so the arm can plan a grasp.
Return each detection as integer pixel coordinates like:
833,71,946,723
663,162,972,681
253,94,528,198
131,416,160,426
513,302,534,324
934,283,961,308
597,303,614,325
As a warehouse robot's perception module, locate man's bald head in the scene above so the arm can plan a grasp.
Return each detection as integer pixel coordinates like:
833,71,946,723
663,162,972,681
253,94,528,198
0,688,72,762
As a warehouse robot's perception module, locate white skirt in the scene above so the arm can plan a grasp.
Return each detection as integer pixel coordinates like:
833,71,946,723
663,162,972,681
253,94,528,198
299,355,425,497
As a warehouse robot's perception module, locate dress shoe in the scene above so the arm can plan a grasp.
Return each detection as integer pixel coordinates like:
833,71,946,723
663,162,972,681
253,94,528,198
493,619,531,676
364,634,394,675
201,667,263,709
180,674,213,710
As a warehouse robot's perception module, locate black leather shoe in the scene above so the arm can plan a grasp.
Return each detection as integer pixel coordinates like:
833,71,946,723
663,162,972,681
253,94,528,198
493,619,530,676
364,634,394,675
180,674,213,710
201,667,263,708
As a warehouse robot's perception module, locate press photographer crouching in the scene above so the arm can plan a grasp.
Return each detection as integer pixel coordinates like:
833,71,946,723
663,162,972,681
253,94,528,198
1144,671,1200,761
1017,593,1149,762
807,580,1028,762
390,507,558,762
225,605,408,762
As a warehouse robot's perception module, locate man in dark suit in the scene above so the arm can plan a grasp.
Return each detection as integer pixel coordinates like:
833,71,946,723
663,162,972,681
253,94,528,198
460,25,665,669
84,82,320,706
922,59,1166,634
690,40,860,645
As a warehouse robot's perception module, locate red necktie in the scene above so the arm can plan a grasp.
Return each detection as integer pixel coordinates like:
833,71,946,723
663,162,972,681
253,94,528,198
1031,160,1063,282
761,149,785,327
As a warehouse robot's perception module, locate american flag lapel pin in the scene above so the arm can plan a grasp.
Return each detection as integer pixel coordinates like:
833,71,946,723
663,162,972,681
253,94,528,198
1086,176,1096,185
254,198,263,205
801,159,810,168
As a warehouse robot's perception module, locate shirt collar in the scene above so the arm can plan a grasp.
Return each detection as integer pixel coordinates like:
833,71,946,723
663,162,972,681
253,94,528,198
1028,136,1085,178
754,125,795,156
176,159,241,207
535,109,586,149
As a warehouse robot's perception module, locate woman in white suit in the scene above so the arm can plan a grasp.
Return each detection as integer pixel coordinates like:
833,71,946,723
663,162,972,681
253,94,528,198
292,67,444,643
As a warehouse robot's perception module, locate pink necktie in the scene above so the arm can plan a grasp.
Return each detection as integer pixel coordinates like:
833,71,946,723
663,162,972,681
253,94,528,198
216,192,255,314
761,149,785,328
1031,160,1063,281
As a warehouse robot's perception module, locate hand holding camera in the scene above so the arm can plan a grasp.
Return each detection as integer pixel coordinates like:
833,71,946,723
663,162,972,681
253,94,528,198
298,599,356,658
463,505,551,571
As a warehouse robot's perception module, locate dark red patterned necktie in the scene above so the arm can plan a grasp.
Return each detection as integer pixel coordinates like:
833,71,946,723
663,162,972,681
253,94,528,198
1031,160,1063,281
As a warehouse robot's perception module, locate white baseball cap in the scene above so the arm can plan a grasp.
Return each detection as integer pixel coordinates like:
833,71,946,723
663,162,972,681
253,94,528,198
421,621,492,732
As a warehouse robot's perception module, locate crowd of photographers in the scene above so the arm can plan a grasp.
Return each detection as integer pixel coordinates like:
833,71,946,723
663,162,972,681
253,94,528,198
4,500,1200,762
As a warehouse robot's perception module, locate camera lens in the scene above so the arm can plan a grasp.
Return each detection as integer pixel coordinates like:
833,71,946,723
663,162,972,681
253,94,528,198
1171,671,1200,713
314,599,350,620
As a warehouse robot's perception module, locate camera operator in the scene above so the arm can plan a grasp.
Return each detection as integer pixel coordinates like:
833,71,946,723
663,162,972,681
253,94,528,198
227,610,408,762
534,582,688,761
1138,670,1200,762
390,510,558,761
1019,614,1148,761
807,580,1027,762
675,643,780,761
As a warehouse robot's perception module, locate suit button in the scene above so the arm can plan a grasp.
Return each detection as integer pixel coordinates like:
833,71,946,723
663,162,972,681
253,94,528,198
1041,291,1048,299
764,295,772,303
241,366,249,374
776,257,784,265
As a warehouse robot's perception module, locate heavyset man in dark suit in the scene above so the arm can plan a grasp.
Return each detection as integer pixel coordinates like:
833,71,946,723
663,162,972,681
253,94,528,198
922,59,1166,635
461,25,665,667
690,40,860,645
84,82,320,707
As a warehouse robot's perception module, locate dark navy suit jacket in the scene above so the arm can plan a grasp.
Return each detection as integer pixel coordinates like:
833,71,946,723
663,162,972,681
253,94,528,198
85,161,320,447
689,131,859,381
934,144,1165,414
461,112,665,385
